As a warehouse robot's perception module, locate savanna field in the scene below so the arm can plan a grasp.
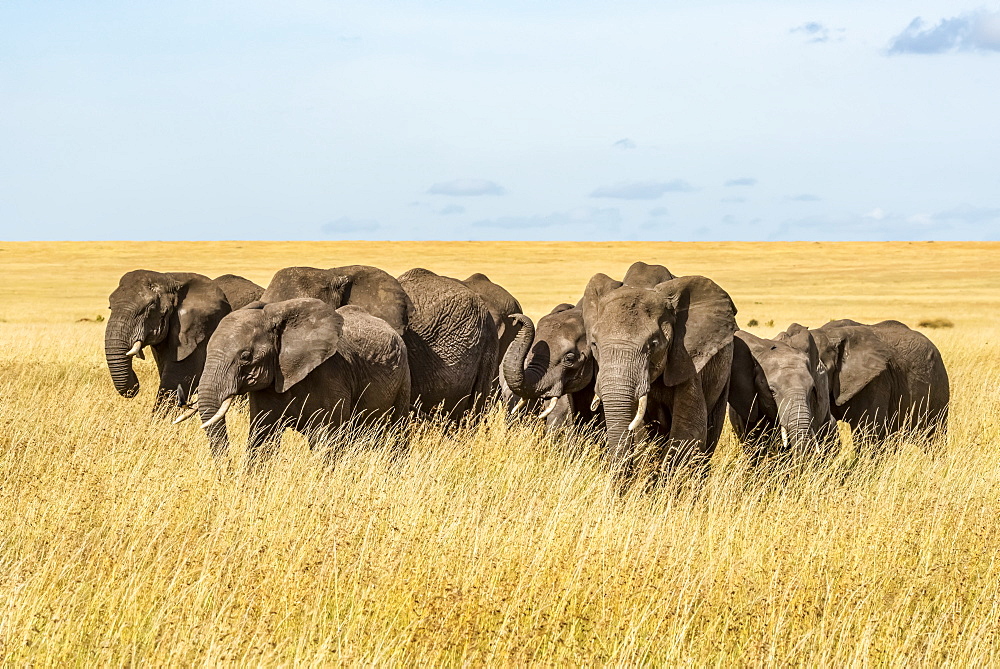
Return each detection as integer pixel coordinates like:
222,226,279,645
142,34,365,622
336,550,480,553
2,241,999,665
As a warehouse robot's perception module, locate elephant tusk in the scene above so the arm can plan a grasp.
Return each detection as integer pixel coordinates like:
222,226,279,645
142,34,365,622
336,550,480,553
172,407,198,425
538,397,559,419
781,426,789,450
590,395,601,411
126,341,145,359
511,398,527,414
628,394,648,431
201,397,233,429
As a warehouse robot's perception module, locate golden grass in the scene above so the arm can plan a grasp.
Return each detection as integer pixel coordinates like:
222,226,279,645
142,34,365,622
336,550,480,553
1,241,999,664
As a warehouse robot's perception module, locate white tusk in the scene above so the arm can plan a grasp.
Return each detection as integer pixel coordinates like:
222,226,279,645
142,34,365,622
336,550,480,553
591,395,601,411
126,341,144,358
511,398,527,414
172,407,198,425
200,397,233,429
781,426,789,449
628,394,648,431
538,397,559,419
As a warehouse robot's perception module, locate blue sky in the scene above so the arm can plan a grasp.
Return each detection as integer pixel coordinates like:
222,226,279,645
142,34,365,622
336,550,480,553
1,1,998,241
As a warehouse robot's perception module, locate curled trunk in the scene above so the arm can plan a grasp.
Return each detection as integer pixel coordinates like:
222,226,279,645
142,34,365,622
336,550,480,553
502,316,548,400
105,313,140,397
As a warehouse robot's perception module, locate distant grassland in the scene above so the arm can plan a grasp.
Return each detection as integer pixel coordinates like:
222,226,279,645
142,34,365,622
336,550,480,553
1,241,999,664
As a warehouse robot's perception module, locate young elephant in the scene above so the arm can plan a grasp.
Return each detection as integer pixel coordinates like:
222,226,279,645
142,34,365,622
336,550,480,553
195,299,410,465
582,265,737,479
728,329,839,465
501,304,600,430
105,270,263,410
786,319,949,444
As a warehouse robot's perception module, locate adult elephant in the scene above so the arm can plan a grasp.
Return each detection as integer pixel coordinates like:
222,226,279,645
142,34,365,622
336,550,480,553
459,273,523,365
501,304,601,430
784,319,949,443
259,265,411,335
728,329,839,465
582,263,737,479
104,270,263,409
194,299,410,465
397,268,498,419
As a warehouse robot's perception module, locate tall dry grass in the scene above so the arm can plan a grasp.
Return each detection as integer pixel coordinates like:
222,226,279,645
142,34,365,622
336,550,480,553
1,242,999,664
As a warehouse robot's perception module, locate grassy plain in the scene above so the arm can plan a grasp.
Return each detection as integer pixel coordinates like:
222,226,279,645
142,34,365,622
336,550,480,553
1,241,998,665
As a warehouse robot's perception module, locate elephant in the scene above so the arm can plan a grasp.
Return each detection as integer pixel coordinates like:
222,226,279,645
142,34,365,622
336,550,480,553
397,268,499,419
782,319,949,444
728,329,839,465
459,273,523,371
582,262,738,479
195,298,410,465
259,265,412,335
104,270,264,409
501,303,601,430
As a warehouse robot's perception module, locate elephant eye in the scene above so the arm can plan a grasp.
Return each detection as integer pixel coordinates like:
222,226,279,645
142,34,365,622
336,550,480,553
239,350,252,363
563,351,577,363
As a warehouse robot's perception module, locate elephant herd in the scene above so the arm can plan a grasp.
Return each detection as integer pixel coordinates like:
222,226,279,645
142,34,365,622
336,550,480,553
105,262,950,481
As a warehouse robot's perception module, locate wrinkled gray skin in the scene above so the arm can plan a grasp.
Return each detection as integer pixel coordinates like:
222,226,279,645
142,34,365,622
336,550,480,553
104,270,263,410
501,304,601,430
460,273,523,372
398,268,499,419
582,262,737,480
784,319,950,444
197,299,410,465
260,265,412,335
728,329,839,465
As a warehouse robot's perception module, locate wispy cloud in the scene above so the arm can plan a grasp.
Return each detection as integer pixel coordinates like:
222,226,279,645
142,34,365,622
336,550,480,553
721,196,747,204
427,179,506,196
612,138,636,150
438,204,465,215
789,193,821,202
724,177,757,187
790,21,843,43
590,180,695,200
472,206,621,230
931,203,1000,223
321,216,379,236
888,10,1000,54
648,206,669,217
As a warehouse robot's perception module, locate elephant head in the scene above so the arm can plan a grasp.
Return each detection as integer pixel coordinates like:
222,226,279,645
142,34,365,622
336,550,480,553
802,321,894,410
730,329,838,458
197,298,344,458
461,273,523,361
105,270,229,398
502,304,593,405
582,273,737,464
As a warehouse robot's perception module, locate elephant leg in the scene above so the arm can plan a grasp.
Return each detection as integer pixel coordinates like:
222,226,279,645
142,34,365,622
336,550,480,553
660,375,709,477
705,378,729,454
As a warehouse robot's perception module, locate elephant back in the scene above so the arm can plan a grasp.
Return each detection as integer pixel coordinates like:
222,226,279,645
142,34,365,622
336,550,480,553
213,274,265,310
330,265,413,335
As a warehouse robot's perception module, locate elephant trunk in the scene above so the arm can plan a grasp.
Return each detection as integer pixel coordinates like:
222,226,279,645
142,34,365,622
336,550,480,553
502,315,548,400
778,396,815,456
104,312,141,397
197,353,239,459
597,349,648,470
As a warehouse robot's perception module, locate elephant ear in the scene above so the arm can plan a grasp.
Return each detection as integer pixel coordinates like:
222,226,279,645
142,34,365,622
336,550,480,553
266,298,344,393
655,275,738,387
826,327,893,406
174,276,231,361
787,329,820,370
729,332,765,417
581,273,623,343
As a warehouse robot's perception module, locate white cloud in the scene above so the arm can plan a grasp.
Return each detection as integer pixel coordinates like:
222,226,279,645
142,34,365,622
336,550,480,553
590,180,695,200
321,216,379,236
427,179,506,196
612,138,636,150
863,207,887,220
888,10,1000,54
